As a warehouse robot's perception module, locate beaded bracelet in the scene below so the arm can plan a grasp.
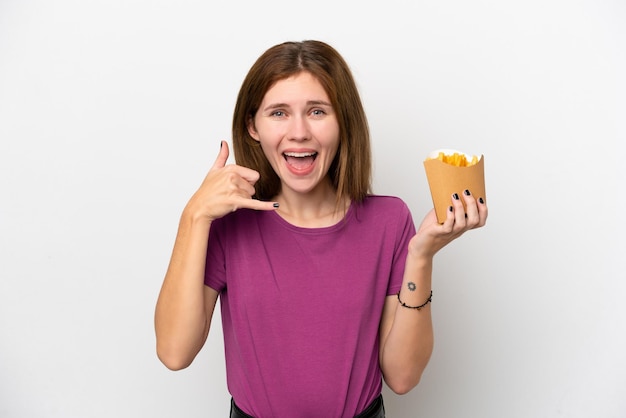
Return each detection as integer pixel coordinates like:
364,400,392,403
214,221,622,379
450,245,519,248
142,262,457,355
397,290,433,310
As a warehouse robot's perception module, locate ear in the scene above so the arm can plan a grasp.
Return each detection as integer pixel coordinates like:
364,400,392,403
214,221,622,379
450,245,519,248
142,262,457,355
247,118,260,142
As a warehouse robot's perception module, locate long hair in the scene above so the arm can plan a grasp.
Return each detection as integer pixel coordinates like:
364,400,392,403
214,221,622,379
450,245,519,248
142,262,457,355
232,40,372,206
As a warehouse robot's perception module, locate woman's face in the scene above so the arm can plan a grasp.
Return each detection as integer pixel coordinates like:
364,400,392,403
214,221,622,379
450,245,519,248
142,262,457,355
249,71,340,198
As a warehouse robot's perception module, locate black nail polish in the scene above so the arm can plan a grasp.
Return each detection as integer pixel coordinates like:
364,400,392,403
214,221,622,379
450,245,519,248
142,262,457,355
220,141,223,149
453,193,459,200
449,206,454,212
479,197,484,204
465,213,468,218
464,189,471,196
273,203,280,208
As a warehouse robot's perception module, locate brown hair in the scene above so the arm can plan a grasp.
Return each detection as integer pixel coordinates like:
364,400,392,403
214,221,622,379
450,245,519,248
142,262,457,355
232,40,372,206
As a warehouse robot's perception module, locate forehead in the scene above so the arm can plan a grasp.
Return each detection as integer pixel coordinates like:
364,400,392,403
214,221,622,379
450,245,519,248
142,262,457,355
262,72,330,103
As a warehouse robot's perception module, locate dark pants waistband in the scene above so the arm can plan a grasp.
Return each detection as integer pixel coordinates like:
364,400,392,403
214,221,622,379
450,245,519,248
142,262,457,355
230,398,254,418
354,394,385,418
229,394,384,418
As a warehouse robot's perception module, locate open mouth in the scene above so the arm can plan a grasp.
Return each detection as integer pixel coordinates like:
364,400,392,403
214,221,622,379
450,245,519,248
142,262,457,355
283,151,318,170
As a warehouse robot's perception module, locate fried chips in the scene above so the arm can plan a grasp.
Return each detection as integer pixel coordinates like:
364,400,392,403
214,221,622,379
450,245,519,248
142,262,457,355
428,151,479,167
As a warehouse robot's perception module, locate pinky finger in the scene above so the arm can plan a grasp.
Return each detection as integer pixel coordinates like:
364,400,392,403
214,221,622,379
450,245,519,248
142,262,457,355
476,197,488,227
243,198,281,212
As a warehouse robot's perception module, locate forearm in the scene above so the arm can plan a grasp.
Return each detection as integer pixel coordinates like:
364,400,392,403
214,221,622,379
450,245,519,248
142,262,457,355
380,256,434,394
155,210,214,370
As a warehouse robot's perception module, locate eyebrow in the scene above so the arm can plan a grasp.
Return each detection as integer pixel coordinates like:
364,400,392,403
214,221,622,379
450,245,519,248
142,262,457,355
262,100,333,112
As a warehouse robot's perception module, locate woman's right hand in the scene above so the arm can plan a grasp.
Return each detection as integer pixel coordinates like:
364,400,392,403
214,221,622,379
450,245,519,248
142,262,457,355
184,140,278,223
156,140,277,370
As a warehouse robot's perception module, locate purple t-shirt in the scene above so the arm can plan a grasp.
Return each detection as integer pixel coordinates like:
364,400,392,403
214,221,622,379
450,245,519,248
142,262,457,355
205,195,415,417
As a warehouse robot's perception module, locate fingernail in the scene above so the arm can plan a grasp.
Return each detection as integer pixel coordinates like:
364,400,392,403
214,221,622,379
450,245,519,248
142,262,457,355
464,189,471,196
464,213,468,218
449,206,454,212
273,203,280,208
479,197,484,204
220,141,223,149
453,193,460,200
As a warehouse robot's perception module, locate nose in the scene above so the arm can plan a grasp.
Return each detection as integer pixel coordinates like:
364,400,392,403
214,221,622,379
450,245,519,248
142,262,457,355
287,115,311,141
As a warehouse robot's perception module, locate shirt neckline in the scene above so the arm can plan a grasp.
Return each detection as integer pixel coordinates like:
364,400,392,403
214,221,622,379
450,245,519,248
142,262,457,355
268,202,355,235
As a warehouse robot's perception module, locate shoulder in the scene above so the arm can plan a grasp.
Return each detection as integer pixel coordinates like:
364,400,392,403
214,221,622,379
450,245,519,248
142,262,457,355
350,195,413,228
358,195,411,215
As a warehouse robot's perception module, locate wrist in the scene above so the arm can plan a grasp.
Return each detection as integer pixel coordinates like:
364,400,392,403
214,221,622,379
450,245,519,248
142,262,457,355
407,236,437,261
402,254,433,293
180,204,213,230
405,252,433,271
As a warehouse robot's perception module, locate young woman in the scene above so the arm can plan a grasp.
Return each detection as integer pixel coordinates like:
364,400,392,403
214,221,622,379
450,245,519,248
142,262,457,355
155,40,488,418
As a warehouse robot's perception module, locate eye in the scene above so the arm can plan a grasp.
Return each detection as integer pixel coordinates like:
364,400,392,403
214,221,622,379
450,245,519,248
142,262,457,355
311,108,326,116
270,110,285,117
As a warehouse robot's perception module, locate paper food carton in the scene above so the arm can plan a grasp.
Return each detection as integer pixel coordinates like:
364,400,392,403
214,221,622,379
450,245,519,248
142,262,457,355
423,149,486,223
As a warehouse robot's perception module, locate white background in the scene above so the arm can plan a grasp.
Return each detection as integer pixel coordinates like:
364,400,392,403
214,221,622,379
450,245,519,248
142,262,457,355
1,0,625,417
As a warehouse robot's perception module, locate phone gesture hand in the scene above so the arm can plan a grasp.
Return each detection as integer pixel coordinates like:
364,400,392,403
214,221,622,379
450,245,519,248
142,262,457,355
185,141,278,223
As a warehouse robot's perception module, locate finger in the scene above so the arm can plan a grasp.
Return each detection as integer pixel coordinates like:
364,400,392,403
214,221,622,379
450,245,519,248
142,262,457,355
476,196,488,227
222,172,256,198
450,192,467,227
441,203,456,233
461,189,480,227
223,164,261,185
211,140,230,170
232,197,279,212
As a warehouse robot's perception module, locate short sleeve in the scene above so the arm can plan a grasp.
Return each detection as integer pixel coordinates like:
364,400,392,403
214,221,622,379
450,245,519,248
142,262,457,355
204,218,227,292
386,201,416,296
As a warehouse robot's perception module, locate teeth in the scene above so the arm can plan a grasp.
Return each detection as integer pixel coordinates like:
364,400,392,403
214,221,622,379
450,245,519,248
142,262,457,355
284,152,317,158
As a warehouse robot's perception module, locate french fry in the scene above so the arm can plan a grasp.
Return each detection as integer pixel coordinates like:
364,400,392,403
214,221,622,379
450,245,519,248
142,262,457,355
429,151,479,167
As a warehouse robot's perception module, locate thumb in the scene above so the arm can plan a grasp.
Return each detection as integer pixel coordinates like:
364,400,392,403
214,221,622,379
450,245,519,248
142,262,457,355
211,140,230,170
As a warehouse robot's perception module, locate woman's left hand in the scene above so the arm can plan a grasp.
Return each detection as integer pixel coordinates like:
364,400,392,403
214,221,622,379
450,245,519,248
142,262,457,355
409,189,488,259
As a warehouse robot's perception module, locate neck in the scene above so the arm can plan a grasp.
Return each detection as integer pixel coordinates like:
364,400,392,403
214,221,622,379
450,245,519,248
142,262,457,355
274,182,349,228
